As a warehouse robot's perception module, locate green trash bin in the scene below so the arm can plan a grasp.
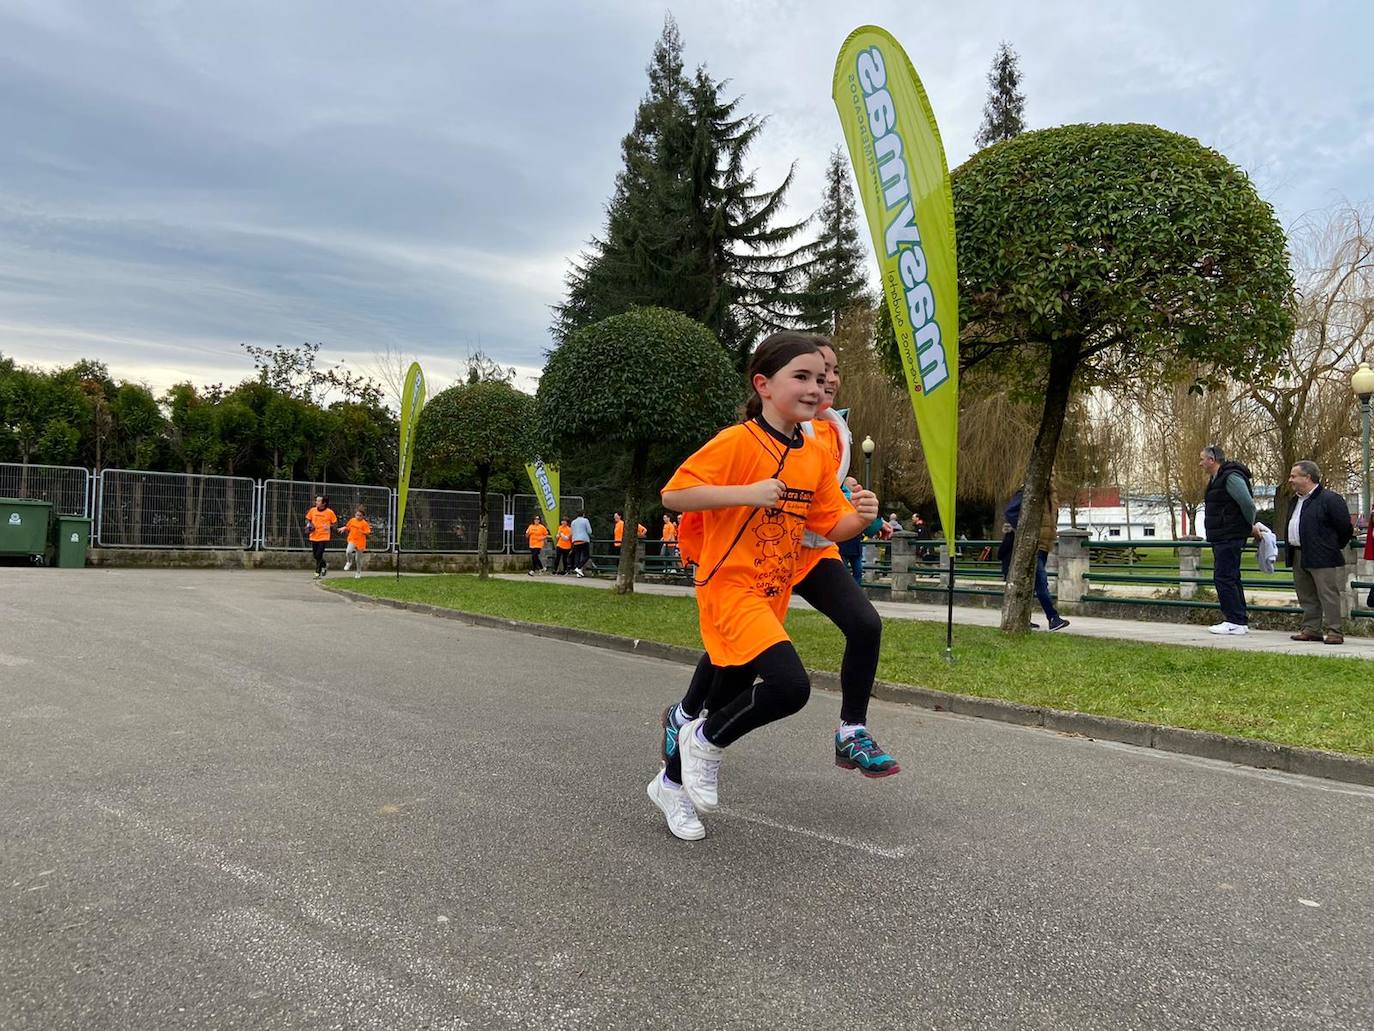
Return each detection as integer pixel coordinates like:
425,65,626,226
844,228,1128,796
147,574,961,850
0,498,53,562
51,516,92,569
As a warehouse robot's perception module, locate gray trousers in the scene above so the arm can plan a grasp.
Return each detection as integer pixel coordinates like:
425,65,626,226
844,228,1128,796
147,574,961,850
1292,549,1343,632
345,542,367,572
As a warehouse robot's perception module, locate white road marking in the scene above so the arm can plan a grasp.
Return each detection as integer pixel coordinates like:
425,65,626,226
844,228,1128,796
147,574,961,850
728,810,908,859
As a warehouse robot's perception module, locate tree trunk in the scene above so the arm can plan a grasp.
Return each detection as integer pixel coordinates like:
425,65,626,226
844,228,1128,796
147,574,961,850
616,442,649,595
477,465,491,580
1001,338,1081,633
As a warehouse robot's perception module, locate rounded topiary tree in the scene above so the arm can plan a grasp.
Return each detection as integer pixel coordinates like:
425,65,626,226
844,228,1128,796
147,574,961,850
417,381,533,578
536,307,740,593
952,123,1294,632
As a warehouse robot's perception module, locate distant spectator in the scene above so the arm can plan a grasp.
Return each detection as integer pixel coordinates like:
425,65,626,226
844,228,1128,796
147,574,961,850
570,511,593,577
1199,445,1265,636
1284,460,1353,645
999,485,1068,632
661,514,679,560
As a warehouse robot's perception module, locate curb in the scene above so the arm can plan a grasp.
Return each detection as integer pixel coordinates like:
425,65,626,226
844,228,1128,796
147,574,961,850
326,587,1374,789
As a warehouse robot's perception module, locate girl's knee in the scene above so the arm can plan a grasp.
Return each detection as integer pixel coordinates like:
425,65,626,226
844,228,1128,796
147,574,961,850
775,673,810,716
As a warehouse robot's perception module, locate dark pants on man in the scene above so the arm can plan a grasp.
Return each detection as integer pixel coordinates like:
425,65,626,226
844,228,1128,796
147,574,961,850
1210,538,1247,625
571,541,590,570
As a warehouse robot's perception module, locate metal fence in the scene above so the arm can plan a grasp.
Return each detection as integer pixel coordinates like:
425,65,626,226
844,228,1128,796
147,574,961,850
402,489,507,553
0,462,91,516
96,469,255,548
261,479,394,551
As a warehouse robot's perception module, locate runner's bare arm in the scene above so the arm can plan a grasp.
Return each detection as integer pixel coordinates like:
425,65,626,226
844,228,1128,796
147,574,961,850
663,479,784,512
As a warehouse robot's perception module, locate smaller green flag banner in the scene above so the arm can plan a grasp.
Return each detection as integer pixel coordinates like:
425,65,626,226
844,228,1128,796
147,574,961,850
524,460,560,529
833,25,959,550
396,362,426,547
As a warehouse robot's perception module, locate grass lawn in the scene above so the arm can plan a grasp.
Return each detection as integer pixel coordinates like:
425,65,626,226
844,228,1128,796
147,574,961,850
327,574,1374,757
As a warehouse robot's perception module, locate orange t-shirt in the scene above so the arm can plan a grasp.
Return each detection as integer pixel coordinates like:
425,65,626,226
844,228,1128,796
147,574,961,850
663,420,854,667
526,523,550,549
555,526,573,550
794,417,845,581
305,506,337,542
662,522,677,543
344,517,371,550
636,524,647,538
614,521,624,544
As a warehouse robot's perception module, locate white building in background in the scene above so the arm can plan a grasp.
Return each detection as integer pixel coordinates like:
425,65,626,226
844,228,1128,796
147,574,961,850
1056,489,1173,541
1055,485,1280,542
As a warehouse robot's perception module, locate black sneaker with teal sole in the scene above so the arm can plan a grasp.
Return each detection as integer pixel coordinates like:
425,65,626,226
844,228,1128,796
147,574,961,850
660,706,680,766
835,728,901,778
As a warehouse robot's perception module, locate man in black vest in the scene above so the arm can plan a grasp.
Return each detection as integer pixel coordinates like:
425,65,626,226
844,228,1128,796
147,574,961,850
1285,460,1354,645
1199,445,1265,635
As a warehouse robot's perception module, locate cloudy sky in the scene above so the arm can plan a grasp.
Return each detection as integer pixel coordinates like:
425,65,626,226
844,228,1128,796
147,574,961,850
2,0,1371,399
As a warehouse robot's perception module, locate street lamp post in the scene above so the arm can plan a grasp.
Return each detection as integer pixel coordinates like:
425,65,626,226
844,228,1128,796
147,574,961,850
1352,362,1374,520
861,435,875,492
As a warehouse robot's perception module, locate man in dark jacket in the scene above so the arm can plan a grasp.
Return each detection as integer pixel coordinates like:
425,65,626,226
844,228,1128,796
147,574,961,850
1199,445,1265,635
1284,460,1354,645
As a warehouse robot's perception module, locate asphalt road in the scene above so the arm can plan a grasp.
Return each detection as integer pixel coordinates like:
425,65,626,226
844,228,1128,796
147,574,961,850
2,569,1371,1030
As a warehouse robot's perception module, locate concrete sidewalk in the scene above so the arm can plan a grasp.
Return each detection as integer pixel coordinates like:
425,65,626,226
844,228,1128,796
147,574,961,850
495,572,1374,660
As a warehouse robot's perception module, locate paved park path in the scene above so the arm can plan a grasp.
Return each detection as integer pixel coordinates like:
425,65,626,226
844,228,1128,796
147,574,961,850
496,572,1374,660
2,568,1372,1030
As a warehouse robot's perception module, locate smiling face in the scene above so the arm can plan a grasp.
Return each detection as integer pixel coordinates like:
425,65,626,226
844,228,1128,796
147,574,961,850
816,344,839,415
1288,464,1315,495
753,352,826,429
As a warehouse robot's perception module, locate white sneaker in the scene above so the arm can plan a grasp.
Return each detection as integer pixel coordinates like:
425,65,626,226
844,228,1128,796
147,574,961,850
1222,623,1248,635
343,561,351,571
1207,621,1235,635
678,717,724,812
575,568,585,578
354,572,362,579
647,772,705,840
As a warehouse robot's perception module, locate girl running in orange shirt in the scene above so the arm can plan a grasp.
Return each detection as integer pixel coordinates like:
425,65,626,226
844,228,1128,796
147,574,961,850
646,332,878,840
337,505,371,578
660,342,898,807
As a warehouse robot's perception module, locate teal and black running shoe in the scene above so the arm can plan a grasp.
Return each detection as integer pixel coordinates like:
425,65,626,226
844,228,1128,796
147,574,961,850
835,728,901,778
660,706,680,765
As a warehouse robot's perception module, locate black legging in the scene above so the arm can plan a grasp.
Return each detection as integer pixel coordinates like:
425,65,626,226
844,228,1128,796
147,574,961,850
311,540,328,574
529,548,543,572
676,558,882,726
665,641,810,782
552,548,571,573
793,557,881,725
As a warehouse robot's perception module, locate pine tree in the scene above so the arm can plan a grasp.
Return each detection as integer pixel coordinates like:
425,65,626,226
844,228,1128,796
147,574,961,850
975,42,1026,149
554,17,812,369
799,147,870,334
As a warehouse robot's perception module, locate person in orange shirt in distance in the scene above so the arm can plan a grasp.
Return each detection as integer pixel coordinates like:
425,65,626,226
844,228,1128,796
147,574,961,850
304,495,337,579
552,518,574,575
525,515,550,576
336,505,371,578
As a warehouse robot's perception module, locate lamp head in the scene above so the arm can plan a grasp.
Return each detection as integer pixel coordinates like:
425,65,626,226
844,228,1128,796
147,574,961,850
1352,361,1374,401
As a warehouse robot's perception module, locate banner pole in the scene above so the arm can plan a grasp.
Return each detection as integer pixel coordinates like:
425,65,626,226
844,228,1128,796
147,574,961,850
945,553,955,663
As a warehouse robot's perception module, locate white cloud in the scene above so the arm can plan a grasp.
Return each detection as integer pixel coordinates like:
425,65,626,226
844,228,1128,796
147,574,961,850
1,0,1371,392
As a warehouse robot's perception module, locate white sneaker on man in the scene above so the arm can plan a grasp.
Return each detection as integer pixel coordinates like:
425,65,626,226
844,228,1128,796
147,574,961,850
1208,621,1249,635
574,567,585,578
647,772,705,840
677,717,724,812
